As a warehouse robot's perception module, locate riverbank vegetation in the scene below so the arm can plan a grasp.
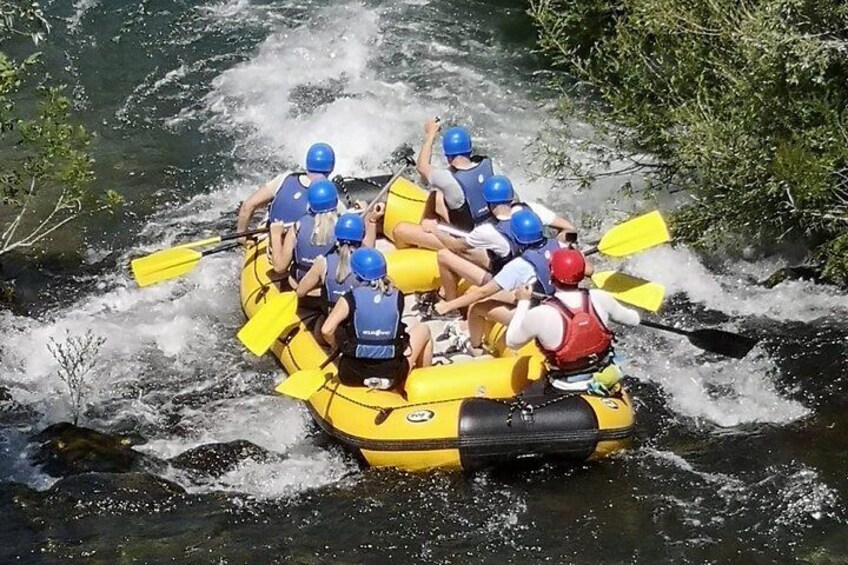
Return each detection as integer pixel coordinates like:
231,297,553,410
0,1,117,260
529,0,848,285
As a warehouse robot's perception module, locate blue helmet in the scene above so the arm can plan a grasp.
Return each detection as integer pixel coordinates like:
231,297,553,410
482,175,514,205
351,248,387,281
307,179,339,213
305,142,335,173
442,126,472,157
510,209,544,245
334,213,366,244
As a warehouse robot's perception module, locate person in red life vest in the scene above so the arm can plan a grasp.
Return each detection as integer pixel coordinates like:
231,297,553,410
431,210,590,353
504,247,641,394
236,142,336,248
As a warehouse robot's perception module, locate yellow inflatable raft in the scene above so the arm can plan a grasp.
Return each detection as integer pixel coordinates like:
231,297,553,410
240,177,634,471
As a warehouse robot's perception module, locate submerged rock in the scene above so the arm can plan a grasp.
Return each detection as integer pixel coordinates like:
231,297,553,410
46,472,185,505
169,439,276,478
29,422,151,478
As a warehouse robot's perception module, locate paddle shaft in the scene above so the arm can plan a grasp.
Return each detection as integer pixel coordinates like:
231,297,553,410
221,227,268,242
202,241,240,256
319,348,343,370
360,163,411,217
639,319,690,336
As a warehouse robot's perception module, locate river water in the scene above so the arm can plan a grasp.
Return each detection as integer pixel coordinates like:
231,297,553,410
1,0,847,562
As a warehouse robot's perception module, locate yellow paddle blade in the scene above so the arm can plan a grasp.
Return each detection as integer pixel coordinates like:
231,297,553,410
274,369,327,400
131,248,203,287
237,292,299,356
596,211,670,257
591,271,666,312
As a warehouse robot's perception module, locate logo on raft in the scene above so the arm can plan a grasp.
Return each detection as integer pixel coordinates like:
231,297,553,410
601,398,619,410
406,410,435,423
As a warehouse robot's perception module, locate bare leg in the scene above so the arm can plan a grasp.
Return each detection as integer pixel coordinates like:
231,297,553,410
468,291,517,347
432,191,450,223
458,247,492,269
407,323,433,368
392,222,445,250
437,248,490,300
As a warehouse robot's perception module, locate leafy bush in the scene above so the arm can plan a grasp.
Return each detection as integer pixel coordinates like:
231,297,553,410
529,0,848,284
0,1,120,258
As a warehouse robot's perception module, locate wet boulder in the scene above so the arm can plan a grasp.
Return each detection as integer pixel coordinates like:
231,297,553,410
760,265,824,288
29,422,151,478
45,472,185,508
169,440,277,478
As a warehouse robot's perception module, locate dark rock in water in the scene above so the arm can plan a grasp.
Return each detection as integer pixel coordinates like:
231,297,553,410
760,265,824,288
29,422,151,478
169,439,276,478
0,386,36,426
46,472,185,505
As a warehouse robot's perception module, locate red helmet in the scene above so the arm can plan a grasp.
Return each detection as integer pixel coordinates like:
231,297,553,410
550,248,586,286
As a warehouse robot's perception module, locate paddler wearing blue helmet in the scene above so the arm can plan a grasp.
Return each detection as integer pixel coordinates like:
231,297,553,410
392,118,500,250
236,142,336,252
432,209,590,355
321,248,434,390
271,179,342,282
295,210,383,309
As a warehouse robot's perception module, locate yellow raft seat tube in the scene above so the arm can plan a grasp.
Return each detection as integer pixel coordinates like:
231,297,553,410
383,178,428,246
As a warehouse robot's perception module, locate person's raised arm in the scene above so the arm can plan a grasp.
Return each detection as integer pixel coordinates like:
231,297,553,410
435,279,500,315
272,224,296,274
237,179,277,236
364,203,385,248
416,117,441,182
321,296,350,349
296,256,326,298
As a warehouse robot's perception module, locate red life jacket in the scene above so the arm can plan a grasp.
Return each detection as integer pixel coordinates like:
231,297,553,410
539,290,613,372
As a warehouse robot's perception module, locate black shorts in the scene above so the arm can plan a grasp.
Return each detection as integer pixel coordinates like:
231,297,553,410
337,355,410,387
447,204,475,232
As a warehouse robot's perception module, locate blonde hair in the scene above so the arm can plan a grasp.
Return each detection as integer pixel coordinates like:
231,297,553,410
366,275,394,295
335,242,354,283
311,210,338,246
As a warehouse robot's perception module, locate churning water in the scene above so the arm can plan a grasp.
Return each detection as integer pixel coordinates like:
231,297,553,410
1,0,846,561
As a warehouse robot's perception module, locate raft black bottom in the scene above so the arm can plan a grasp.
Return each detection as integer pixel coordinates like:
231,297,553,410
458,394,601,469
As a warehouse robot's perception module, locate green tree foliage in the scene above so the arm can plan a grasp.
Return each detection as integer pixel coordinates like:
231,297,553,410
0,1,119,257
529,0,848,284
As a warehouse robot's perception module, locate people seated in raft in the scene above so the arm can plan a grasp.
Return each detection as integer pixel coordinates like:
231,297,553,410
295,209,384,306
271,179,341,287
392,118,498,250
236,142,336,246
429,175,576,302
433,209,592,352
505,247,641,394
321,248,434,390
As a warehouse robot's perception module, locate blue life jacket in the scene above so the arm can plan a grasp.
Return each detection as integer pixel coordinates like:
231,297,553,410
323,249,360,306
345,286,407,360
521,238,561,296
268,173,310,225
291,214,336,281
487,209,524,272
449,156,494,228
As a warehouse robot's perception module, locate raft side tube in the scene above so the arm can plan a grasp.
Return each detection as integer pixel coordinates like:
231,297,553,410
385,248,440,294
405,356,541,404
457,394,600,469
383,177,428,245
